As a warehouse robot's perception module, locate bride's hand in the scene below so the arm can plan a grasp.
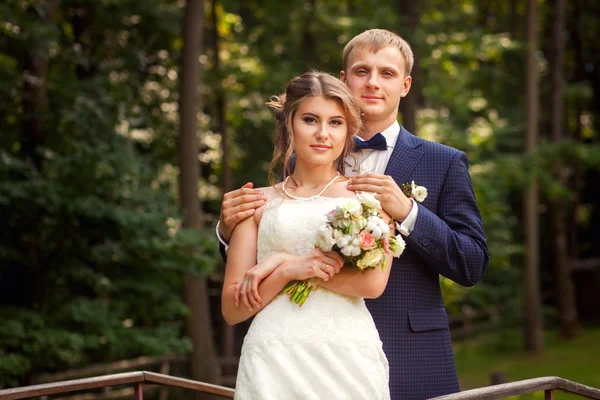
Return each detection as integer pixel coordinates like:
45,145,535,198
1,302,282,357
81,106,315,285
234,254,284,310
280,248,344,282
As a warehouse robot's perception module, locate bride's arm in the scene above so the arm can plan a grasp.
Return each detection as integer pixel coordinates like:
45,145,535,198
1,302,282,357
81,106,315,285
222,216,291,326
318,259,392,298
222,216,338,325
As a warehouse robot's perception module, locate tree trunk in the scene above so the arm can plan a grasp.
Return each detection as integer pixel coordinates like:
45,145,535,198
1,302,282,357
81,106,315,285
71,1,97,79
397,0,420,135
179,0,219,394
211,0,232,194
509,0,518,38
20,0,60,312
210,0,235,365
21,0,60,171
524,0,544,354
302,0,316,68
550,0,580,340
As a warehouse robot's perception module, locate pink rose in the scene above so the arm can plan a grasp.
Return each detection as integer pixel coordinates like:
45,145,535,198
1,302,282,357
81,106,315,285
358,231,377,250
381,237,390,255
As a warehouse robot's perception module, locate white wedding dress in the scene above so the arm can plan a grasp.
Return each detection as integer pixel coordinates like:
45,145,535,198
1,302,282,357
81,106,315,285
234,195,390,400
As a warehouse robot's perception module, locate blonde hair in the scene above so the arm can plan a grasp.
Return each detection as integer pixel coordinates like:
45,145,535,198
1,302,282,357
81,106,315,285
343,29,414,76
266,71,362,186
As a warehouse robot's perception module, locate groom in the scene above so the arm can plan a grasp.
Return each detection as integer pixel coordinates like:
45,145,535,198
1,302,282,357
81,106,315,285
216,29,489,399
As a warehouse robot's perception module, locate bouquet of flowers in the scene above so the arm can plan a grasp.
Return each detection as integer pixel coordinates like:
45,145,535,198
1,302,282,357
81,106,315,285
284,192,406,306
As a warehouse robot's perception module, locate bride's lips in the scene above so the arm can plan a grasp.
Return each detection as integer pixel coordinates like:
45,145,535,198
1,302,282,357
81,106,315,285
310,145,332,151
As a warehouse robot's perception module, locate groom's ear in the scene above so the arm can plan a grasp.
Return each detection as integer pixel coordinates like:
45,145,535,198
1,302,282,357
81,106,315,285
340,70,346,83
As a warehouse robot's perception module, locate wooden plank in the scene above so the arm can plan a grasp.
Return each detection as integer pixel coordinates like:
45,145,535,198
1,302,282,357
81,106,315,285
556,377,600,399
143,372,234,398
0,372,144,400
430,377,558,399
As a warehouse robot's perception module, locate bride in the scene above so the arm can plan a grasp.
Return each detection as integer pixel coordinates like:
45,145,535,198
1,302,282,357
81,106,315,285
221,71,392,400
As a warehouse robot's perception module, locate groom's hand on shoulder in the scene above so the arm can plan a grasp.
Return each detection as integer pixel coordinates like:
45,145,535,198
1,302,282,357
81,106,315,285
347,174,412,222
220,182,267,242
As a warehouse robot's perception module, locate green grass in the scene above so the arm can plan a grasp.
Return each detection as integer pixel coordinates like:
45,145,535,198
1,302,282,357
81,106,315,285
453,327,600,399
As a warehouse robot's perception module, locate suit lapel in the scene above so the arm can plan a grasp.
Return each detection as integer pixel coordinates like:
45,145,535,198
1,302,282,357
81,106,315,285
384,125,424,184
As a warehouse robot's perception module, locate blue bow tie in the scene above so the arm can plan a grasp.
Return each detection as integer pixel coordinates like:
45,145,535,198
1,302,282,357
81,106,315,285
353,133,387,151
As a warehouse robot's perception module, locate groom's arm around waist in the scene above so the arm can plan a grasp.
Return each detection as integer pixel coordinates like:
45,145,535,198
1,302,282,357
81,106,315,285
405,151,489,287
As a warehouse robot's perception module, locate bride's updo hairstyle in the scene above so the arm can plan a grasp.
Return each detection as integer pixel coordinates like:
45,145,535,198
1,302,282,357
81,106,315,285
266,71,362,186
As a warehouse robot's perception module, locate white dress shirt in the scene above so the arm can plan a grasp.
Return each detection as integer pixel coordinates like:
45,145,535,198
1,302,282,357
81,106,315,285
216,120,418,250
345,121,418,237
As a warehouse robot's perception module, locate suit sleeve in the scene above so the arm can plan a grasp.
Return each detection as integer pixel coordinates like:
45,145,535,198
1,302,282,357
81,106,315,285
219,242,228,263
405,151,489,286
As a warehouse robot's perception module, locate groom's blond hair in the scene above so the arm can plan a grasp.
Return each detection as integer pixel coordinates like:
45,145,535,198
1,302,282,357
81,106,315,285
343,29,414,77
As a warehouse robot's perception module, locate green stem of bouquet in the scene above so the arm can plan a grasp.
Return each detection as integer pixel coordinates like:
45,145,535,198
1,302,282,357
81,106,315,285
284,280,315,306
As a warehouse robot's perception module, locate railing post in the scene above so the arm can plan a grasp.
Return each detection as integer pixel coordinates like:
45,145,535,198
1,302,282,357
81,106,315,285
545,389,554,400
134,383,144,400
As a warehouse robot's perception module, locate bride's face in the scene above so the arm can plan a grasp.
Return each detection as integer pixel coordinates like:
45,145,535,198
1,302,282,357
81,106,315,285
291,96,348,167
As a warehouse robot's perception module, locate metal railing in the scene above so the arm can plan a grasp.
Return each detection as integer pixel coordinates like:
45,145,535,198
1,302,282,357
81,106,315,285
431,376,600,399
1,373,599,400
0,371,234,400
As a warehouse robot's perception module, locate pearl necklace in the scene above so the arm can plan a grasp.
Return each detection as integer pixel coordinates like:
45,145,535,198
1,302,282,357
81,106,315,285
281,173,340,200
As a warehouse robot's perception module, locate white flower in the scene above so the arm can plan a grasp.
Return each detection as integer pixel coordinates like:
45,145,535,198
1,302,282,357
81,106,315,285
336,233,354,249
338,198,362,219
341,243,361,257
411,180,428,202
365,220,377,232
333,229,344,241
380,222,390,236
365,215,387,239
316,224,336,252
358,216,368,230
356,192,380,209
371,227,383,240
389,235,406,257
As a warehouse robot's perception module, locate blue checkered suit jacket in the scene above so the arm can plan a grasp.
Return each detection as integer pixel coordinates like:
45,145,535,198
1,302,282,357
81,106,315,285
219,125,489,399
365,125,489,399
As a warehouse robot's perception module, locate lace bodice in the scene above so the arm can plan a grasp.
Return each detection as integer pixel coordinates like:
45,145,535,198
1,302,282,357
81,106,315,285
257,195,345,262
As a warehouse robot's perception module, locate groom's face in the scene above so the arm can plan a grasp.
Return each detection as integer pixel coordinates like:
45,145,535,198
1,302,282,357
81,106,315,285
341,46,411,125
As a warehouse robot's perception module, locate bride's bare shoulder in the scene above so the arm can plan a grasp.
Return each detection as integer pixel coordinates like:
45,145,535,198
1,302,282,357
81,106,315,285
257,184,285,201
327,177,357,199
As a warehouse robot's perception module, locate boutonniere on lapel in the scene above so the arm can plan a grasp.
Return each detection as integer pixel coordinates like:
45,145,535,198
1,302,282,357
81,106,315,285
401,181,428,203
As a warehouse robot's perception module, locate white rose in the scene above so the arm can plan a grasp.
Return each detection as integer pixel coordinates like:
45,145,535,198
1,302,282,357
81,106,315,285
357,192,381,209
316,224,336,252
411,181,428,203
389,235,406,257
